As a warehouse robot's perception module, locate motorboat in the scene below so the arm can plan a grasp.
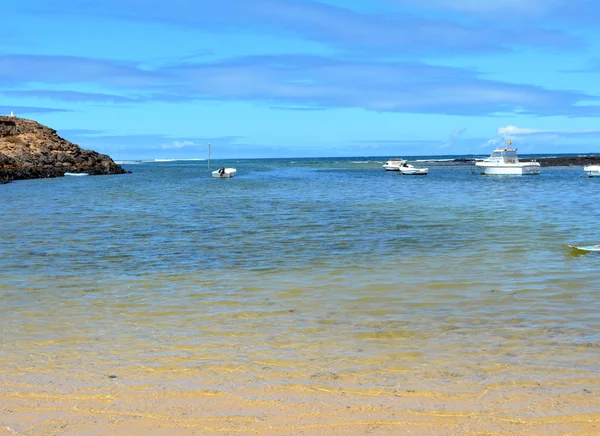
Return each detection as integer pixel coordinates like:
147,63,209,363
383,158,407,171
475,146,540,175
583,165,600,177
64,172,89,176
212,167,236,178
399,163,428,176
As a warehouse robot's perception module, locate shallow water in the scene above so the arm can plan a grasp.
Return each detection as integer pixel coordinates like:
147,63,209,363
1,158,599,396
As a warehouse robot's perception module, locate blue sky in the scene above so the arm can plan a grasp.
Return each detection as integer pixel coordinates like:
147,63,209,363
1,0,600,159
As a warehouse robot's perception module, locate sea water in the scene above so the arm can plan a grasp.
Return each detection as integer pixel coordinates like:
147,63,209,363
1,157,599,396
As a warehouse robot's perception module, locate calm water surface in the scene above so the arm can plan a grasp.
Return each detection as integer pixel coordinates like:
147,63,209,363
1,158,599,393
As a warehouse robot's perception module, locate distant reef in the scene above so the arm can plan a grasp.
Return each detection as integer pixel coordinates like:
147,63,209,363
533,155,600,167
0,115,128,184
453,155,600,166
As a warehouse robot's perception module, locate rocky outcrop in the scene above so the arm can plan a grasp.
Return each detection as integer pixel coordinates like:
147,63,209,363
534,156,600,167
0,115,128,184
454,155,600,166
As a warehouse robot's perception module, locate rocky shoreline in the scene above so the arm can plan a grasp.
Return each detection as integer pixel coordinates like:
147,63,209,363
0,115,128,184
453,155,600,166
532,155,600,167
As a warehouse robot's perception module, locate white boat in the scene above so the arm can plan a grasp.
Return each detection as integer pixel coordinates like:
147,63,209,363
64,172,89,176
583,165,600,177
568,244,600,252
399,163,428,176
383,158,407,171
475,146,540,175
212,167,236,178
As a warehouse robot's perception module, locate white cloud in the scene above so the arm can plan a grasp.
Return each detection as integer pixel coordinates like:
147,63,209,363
498,125,600,136
488,125,600,152
396,0,564,16
485,138,503,148
438,127,466,149
497,126,541,135
160,140,198,149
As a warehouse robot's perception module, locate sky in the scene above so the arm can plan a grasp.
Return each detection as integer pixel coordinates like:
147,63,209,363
1,0,600,159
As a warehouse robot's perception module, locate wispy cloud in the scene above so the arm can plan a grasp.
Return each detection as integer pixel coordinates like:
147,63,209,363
393,0,564,16
391,0,600,26
0,105,72,115
1,90,143,104
498,125,600,136
3,54,599,117
20,0,583,54
159,140,200,149
0,55,164,87
163,55,600,116
53,132,247,158
63,132,244,149
438,127,467,150
488,125,600,151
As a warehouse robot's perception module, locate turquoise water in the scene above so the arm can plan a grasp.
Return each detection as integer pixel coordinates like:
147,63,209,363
1,158,599,393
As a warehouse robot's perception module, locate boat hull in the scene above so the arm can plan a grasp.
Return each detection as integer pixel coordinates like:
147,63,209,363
568,244,600,252
212,168,236,178
584,165,600,177
383,160,406,171
475,163,540,175
399,168,428,175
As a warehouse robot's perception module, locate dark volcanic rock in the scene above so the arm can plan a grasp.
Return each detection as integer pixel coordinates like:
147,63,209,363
535,155,600,167
0,115,128,183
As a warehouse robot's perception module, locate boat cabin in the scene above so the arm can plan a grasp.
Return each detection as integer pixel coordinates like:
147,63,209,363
486,148,519,164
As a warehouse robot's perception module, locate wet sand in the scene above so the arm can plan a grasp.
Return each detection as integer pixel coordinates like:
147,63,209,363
2,367,599,435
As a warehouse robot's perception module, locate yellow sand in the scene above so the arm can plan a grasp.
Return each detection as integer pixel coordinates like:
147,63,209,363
2,368,599,435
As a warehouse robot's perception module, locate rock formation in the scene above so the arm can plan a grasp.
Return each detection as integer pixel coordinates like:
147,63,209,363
534,156,600,167
0,115,128,184
455,155,600,166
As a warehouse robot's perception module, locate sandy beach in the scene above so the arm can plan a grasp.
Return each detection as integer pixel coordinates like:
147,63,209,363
2,365,600,435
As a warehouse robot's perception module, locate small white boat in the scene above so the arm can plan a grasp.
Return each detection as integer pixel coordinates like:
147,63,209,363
475,145,540,175
64,172,89,176
568,244,600,253
212,167,236,178
383,158,407,171
583,165,600,177
399,163,428,176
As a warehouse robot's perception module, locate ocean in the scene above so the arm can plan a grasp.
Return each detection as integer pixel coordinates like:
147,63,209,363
1,157,599,429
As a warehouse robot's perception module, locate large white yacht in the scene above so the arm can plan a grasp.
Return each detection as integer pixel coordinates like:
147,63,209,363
583,164,600,177
475,145,541,175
